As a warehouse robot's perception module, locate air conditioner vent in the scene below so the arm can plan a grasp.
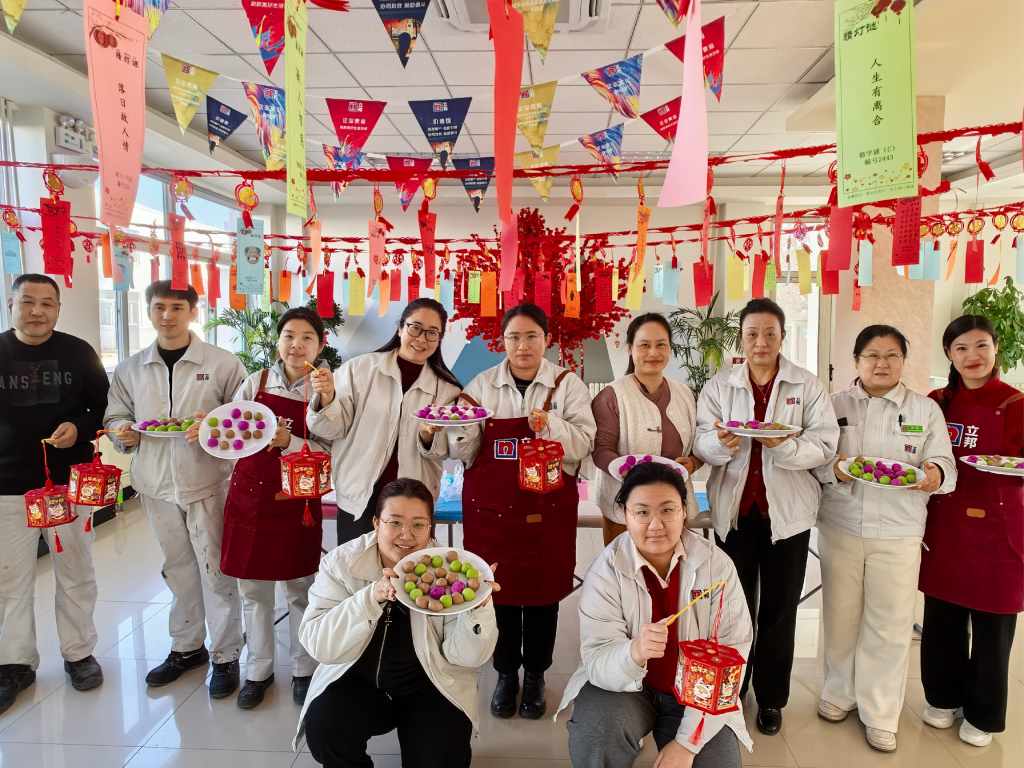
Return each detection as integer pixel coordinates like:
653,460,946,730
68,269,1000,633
430,0,608,35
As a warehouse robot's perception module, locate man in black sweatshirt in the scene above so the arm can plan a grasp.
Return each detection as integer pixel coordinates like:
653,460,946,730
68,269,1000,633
0,274,110,716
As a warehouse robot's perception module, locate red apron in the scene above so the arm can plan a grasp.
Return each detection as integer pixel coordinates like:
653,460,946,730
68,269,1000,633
221,370,323,581
919,392,1024,614
461,376,579,606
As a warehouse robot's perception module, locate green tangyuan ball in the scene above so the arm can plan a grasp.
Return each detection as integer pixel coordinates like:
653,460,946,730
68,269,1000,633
450,561,462,573
879,475,892,485
404,582,416,593
431,555,443,568
207,417,218,427
409,588,423,600
461,587,475,601
465,568,479,580
414,564,427,576
440,595,453,608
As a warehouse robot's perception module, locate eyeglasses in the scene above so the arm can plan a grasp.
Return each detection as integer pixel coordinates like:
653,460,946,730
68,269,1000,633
379,518,430,535
625,505,683,525
859,353,904,365
403,323,441,342
503,334,544,347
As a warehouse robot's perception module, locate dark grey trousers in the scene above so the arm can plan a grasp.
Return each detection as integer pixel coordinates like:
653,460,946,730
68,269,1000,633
566,682,743,768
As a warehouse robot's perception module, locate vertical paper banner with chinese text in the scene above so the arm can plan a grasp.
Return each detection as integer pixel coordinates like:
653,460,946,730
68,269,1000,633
168,214,188,289
236,219,266,294
285,0,308,218
367,220,386,296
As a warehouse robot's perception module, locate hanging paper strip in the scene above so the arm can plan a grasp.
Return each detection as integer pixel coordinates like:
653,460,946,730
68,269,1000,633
653,0,689,28
565,272,581,317
206,97,248,154
664,16,724,101
229,265,246,309
653,263,664,297
515,145,560,202
243,82,287,172
658,0,706,208
858,240,873,286
317,270,335,318
279,269,292,303
405,272,418,301
39,199,72,276
242,0,285,76
85,0,147,228
367,219,386,296
635,203,651,279
373,0,430,68
593,268,613,312
261,268,272,309
513,0,559,61
621,263,641,310
499,217,519,292
326,98,386,154
726,254,744,301
236,219,266,294
751,252,767,299
113,242,133,292
308,220,322,277
377,271,390,317
208,261,220,306
580,55,643,119
517,81,558,153
579,124,624,182
827,205,853,270
924,240,941,280
490,0,524,222
123,0,169,39
386,156,432,211
439,274,454,313
529,270,550,314
640,97,682,143
819,251,840,294
190,262,205,295
797,248,812,294
891,196,922,266
467,271,481,303
409,98,472,169
663,263,680,306
835,0,918,207
480,271,497,317
451,157,494,212
1,230,20,274
611,267,620,301
418,204,436,288
161,55,218,134
389,268,402,302
693,259,713,307
965,239,984,283
3,0,27,34
764,256,777,291
349,272,365,315
907,244,925,279
284,0,308,218
323,144,364,201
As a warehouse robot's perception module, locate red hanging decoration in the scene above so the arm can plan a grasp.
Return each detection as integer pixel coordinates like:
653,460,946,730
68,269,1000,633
67,432,122,508
975,137,996,182
172,176,195,220
518,437,565,495
24,440,79,539
235,181,258,229
2,208,26,242
565,175,583,222
280,365,332,527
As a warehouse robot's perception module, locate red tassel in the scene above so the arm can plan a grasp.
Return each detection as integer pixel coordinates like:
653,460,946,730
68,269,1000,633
991,233,1001,246
16,230,26,242
689,712,706,746
827,185,838,207
83,514,92,533
242,209,253,229
301,501,316,528
564,203,580,222
976,137,996,182
180,203,194,221
378,215,394,233
707,196,717,217
54,531,64,554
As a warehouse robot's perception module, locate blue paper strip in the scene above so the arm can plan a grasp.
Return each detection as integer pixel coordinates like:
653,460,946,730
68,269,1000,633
858,240,873,286
908,242,925,279
113,244,133,292
342,275,350,305
662,265,681,306
440,277,454,314
236,219,265,294
924,241,940,281
1,231,21,274
653,263,664,297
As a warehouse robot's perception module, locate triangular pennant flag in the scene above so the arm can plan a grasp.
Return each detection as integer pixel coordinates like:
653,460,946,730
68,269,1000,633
580,55,643,119
640,97,681,143
161,55,219,134
3,0,28,34
206,96,248,154
513,0,559,61
323,144,364,201
654,0,689,28
373,0,430,68
325,98,386,153
517,81,558,154
123,0,169,39
242,82,286,171
515,144,560,202
664,16,726,101
386,155,432,211
579,124,624,181
408,97,472,169
242,0,285,76
451,157,495,212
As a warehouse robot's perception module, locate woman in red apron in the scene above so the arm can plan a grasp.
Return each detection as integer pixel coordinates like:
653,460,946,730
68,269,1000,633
920,315,1023,748
220,308,331,710
449,303,596,721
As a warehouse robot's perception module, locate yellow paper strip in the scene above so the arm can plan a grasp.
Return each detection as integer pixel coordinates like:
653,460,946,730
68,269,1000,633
798,248,811,295
611,266,619,302
727,254,744,301
349,273,365,315
285,0,308,218
625,264,643,310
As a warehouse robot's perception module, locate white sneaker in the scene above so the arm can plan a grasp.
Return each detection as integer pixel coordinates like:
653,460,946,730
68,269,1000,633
817,700,849,723
959,720,992,747
866,728,897,752
922,706,957,729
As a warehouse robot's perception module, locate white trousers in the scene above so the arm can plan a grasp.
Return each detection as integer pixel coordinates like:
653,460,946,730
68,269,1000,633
140,492,243,664
240,577,317,682
818,522,922,732
0,496,98,669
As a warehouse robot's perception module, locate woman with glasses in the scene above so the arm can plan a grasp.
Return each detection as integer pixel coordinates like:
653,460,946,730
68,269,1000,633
592,313,702,546
448,303,596,721
810,325,953,753
556,460,752,768
296,478,499,768
308,298,461,545
693,298,838,737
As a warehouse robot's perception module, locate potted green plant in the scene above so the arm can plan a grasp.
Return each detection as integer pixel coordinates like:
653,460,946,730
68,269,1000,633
667,291,741,396
962,275,1024,373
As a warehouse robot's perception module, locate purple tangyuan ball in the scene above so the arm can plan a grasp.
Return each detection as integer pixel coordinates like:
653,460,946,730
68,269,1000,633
725,420,742,428
429,586,446,599
232,439,244,450
207,438,219,448
451,581,465,593
874,470,884,479
441,415,450,421
237,421,249,431
624,455,636,466
256,421,266,430
474,409,487,418
222,419,232,429
892,463,902,471
642,455,653,462
231,408,241,419
966,456,979,463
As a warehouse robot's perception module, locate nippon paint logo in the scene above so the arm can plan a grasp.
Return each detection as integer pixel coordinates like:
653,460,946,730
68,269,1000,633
470,159,481,167
180,63,195,75
348,102,363,112
433,102,447,112
658,104,671,115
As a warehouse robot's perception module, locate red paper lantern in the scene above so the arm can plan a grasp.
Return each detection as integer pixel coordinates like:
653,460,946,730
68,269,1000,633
280,443,332,500
68,454,122,507
518,438,565,494
672,639,746,715
24,480,77,529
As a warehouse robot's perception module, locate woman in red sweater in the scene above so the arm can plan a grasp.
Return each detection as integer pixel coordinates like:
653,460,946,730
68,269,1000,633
919,315,1023,748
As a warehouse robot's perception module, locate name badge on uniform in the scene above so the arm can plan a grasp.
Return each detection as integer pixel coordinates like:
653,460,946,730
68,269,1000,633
691,589,708,601
900,424,923,433
494,438,519,459
786,397,801,405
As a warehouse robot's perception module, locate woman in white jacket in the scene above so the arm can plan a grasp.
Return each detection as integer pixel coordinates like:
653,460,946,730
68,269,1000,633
556,460,752,768
308,298,461,545
296,478,498,767
812,325,954,753
693,298,838,737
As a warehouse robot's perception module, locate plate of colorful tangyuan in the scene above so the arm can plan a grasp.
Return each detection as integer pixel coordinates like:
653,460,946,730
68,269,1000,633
413,405,493,426
197,400,278,460
132,417,196,436
722,421,803,438
837,456,920,489
389,547,494,616
960,455,1024,476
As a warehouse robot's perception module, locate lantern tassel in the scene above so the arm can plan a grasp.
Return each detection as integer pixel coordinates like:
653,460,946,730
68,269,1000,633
564,203,580,222
83,513,92,533
689,713,706,746
242,209,254,229
53,531,64,554
301,500,316,528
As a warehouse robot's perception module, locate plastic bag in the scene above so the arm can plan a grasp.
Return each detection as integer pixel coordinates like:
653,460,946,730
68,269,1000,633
437,463,464,506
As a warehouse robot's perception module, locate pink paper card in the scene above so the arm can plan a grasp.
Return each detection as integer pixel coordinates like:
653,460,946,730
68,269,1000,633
827,205,853,270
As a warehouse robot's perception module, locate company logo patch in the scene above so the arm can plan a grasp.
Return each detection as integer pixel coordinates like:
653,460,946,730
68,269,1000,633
196,373,209,381
347,101,363,112
433,101,447,112
946,422,964,447
494,439,519,459
181,63,194,75
691,589,708,601
786,397,801,405
904,444,918,455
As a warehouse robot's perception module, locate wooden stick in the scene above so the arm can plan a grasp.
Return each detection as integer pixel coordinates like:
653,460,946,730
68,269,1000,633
663,580,727,627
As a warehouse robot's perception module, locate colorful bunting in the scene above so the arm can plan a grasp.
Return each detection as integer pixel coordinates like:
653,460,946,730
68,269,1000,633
326,98,386,152
515,144,560,202
517,81,557,154
580,55,643,119
3,0,27,35
242,0,285,76
206,97,248,154
373,0,430,68
161,55,218,134
664,16,725,101
579,124,624,181
640,97,681,143
451,157,495,212
386,155,432,211
322,144,364,201
408,97,472,168
513,0,559,61
653,0,690,28
243,82,287,172
122,0,169,39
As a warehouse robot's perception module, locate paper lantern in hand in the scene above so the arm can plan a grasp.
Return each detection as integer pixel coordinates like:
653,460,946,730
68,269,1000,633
518,438,565,494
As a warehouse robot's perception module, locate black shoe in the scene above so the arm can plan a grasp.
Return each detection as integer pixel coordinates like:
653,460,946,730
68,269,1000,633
146,647,210,687
519,672,547,720
209,660,240,699
236,674,274,709
292,675,312,704
757,707,783,735
63,655,103,691
0,665,36,716
490,672,519,718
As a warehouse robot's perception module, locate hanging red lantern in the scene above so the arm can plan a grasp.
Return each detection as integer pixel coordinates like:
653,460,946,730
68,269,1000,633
673,639,746,716
930,221,945,238
518,438,565,494
280,443,332,500
68,433,122,508
24,440,78,552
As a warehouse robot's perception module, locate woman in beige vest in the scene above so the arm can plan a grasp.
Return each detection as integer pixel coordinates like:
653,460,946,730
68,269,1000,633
592,313,703,546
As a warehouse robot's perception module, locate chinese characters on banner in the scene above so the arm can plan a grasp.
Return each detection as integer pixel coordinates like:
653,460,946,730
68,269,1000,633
418,204,436,288
326,98,386,152
640,97,681,143
891,196,922,265
515,145,560,202
579,124,624,182
372,0,430,68
40,199,72,276
84,0,147,228
835,0,918,207
1,230,21,274
206,96,248,153
168,214,188,289
580,55,643,119
451,157,495,212
409,98,472,168
517,81,558,154
512,0,559,61
243,82,287,171
386,155,432,211
242,0,285,76
236,219,266,294
285,0,308,217
367,219,386,296
161,54,218,134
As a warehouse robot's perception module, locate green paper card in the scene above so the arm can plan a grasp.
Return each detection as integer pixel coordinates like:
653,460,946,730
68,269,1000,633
262,268,271,310
468,270,481,303
835,1,918,207
765,258,777,290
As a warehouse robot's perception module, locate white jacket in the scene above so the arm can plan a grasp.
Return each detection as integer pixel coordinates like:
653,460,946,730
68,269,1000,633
234,360,331,456
555,528,753,754
104,333,248,505
693,355,839,542
812,381,956,539
294,532,497,750
447,358,596,475
306,350,461,517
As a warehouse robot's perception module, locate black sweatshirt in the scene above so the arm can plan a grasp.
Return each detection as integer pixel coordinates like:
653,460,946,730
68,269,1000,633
0,330,110,495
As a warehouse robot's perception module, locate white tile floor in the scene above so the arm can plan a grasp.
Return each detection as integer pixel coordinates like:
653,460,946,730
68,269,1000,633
1,500,1021,767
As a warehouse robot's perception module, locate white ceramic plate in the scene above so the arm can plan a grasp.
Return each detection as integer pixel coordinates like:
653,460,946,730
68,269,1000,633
724,424,803,438
838,456,920,490
960,455,1024,477
198,400,278,460
607,454,690,482
132,421,191,437
413,408,494,428
389,546,494,616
